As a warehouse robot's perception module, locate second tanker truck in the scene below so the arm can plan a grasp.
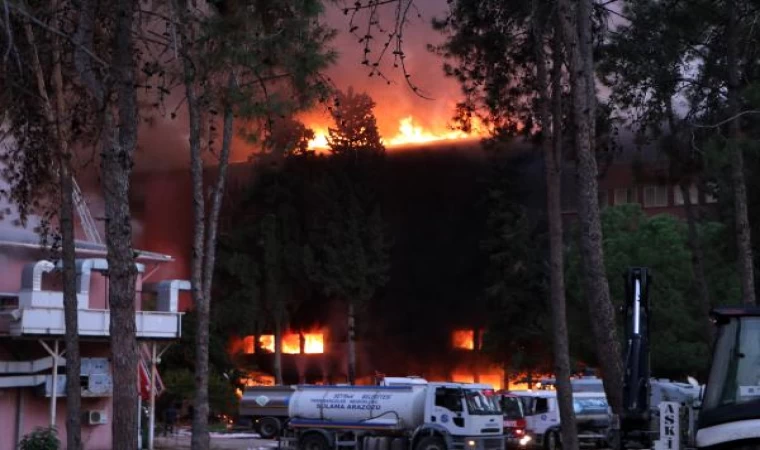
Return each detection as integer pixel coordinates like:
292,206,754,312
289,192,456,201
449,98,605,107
279,381,505,450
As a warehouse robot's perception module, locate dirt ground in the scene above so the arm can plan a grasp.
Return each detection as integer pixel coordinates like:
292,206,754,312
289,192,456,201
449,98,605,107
154,428,280,450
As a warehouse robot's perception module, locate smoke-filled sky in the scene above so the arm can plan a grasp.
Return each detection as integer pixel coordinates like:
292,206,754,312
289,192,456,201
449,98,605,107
133,0,474,172
304,0,466,139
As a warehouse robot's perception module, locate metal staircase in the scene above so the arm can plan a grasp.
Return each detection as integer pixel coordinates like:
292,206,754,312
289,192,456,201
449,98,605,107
71,176,102,245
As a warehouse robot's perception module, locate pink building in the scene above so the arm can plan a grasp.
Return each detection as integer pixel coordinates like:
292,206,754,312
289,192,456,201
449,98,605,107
0,228,189,450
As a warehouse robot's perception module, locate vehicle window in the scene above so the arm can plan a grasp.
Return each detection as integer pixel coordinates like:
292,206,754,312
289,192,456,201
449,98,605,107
435,387,464,412
500,397,524,419
463,389,501,415
702,317,760,411
573,397,608,414
534,398,548,414
518,397,535,414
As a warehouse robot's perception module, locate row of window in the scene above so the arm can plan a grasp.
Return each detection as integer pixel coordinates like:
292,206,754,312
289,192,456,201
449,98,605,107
601,184,717,208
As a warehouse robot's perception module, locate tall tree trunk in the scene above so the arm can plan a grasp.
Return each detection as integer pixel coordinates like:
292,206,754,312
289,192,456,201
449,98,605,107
52,4,82,444
532,6,579,450
172,2,209,446
60,166,82,450
557,0,624,414
24,5,83,446
473,327,481,383
727,0,756,305
347,302,357,385
679,183,713,339
191,71,236,446
274,310,284,385
107,1,139,448
200,72,235,334
502,359,510,390
187,80,210,450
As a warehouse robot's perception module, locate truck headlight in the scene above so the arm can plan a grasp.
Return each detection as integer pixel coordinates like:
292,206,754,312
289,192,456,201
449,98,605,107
467,440,476,447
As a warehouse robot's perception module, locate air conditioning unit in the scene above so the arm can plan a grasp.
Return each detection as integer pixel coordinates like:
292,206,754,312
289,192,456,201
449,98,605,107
85,410,108,425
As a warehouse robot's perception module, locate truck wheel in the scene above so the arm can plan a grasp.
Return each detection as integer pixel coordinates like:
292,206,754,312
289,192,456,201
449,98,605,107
415,436,446,450
257,417,281,439
301,433,330,450
544,431,561,450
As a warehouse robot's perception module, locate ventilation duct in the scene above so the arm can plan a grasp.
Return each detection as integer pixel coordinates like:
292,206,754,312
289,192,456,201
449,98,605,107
20,261,55,292
143,280,191,313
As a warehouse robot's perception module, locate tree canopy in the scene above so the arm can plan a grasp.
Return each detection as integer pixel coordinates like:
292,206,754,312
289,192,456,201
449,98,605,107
566,204,739,379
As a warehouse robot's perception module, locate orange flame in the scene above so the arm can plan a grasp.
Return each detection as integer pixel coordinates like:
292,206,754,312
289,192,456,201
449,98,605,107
283,333,301,354
239,330,325,354
304,333,324,354
307,116,485,150
240,370,276,387
452,329,475,350
450,369,504,389
259,335,275,353
448,368,547,391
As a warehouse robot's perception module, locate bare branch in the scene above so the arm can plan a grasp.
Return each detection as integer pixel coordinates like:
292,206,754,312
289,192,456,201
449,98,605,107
343,0,432,99
9,1,108,68
690,110,760,128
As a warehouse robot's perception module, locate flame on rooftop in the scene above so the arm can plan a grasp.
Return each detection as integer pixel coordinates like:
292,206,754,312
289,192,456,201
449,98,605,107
307,116,485,151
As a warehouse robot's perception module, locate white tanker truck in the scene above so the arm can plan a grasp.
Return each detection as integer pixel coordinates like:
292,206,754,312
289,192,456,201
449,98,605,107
279,380,505,450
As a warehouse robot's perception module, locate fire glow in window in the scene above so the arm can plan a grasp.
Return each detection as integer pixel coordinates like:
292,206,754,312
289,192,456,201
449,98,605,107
452,329,475,350
242,331,325,354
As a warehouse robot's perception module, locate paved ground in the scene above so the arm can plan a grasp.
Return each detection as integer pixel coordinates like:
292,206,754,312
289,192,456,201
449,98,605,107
154,428,280,450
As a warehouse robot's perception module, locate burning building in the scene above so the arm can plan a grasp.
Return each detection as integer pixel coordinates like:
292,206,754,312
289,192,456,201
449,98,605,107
129,141,553,391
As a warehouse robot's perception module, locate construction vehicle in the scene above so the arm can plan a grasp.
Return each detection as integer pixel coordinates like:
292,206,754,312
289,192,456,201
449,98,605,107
617,267,705,450
619,267,655,448
695,307,760,450
279,378,505,450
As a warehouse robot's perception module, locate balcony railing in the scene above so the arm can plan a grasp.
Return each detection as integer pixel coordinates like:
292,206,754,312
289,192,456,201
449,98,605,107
7,307,182,339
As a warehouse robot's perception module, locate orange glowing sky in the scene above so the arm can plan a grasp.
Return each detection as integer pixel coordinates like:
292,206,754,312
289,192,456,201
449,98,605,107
303,0,487,149
132,0,484,173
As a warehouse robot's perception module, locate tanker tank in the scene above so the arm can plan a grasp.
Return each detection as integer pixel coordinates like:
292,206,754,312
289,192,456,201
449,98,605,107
287,385,427,429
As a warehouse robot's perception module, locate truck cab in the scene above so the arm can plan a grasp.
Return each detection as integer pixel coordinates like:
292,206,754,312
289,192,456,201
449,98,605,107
512,391,609,450
496,391,531,448
425,382,504,449
697,307,760,449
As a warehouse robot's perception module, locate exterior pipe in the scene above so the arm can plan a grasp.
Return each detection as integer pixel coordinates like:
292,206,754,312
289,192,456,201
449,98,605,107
143,280,191,313
138,390,143,449
0,356,64,374
20,260,55,291
0,374,48,388
50,340,58,427
15,388,24,448
53,258,147,296
38,340,64,427
149,342,157,450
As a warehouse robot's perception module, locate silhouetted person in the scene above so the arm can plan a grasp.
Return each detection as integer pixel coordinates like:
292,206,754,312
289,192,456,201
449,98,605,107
164,403,178,436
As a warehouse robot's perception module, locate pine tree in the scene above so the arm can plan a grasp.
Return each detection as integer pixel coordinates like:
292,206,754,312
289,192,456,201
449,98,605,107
306,88,390,384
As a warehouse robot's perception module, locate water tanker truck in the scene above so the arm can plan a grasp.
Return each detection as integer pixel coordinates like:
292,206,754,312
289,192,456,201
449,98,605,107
280,381,505,450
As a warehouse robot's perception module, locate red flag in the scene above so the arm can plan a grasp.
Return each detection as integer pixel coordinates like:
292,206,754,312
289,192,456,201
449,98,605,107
137,345,165,400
